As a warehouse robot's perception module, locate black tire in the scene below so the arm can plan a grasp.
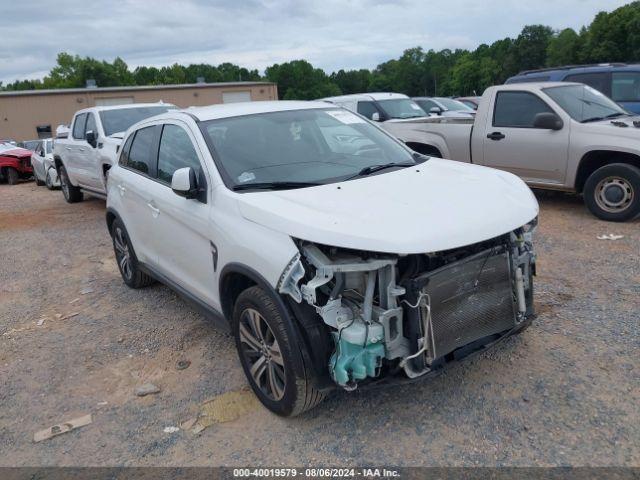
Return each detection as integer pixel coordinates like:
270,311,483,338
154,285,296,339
583,163,640,222
110,218,154,289
59,165,83,203
34,170,45,186
233,286,326,417
45,169,55,190
6,168,19,185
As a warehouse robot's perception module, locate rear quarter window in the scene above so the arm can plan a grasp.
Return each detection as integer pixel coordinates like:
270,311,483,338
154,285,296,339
72,114,87,140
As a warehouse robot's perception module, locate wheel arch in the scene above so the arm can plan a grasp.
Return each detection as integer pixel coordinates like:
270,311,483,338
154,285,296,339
219,262,329,386
105,207,120,236
575,150,640,193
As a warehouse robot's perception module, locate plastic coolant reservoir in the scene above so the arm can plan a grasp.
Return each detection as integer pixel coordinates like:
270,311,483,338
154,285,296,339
330,321,385,387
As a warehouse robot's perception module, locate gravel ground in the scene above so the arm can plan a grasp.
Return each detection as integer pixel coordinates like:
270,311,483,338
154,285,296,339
0,182,638,467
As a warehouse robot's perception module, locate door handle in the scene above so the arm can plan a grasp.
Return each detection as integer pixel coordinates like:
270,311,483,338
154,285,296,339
117,184,126,196
78,148,85,152
65,147,71,151
147,202,160,216
487,132,506,141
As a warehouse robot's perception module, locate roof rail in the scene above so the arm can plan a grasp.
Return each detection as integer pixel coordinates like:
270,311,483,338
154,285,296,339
518,63,628,75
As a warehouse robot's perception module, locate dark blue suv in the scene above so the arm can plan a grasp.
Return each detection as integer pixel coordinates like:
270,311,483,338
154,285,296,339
506,63,640,114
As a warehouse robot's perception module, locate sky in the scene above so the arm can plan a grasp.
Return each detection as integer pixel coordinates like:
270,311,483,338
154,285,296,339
0,0,632,84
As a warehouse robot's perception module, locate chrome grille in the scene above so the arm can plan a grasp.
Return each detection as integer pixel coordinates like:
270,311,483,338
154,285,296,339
421,247,515,361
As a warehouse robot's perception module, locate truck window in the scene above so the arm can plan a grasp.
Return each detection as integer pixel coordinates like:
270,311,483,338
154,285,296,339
564,72,609,95
612,72,640,102
157,125,202,184
72,114,87,140
357,101,381,120
122,127,155,175
84,113,97,138
493,91,554,128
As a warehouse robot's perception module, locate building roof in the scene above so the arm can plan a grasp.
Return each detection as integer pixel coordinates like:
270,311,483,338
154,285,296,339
0,81,275,98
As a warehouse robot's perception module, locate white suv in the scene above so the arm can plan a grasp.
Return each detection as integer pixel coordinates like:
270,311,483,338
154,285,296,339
106,101,538,416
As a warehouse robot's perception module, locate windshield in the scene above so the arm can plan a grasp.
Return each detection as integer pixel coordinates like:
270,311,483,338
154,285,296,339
436,98,474,111
543,85,628,122
99,106,175,136
377,99,427,119
200,108,417,189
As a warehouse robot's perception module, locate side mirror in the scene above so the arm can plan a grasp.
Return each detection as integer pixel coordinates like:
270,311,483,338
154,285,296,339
533,112,563,130
429,106,443,115
171,167,198,199
86,130,98,148
371,112,381,122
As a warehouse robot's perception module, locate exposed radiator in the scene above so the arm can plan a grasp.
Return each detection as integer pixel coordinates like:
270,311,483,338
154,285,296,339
421,246,516,361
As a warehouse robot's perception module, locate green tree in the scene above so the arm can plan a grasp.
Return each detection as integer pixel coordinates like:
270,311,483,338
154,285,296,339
265,60,341,99
547,28,582,66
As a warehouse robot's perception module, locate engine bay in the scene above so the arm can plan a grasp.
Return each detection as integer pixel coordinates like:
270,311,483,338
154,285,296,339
278,223,536,390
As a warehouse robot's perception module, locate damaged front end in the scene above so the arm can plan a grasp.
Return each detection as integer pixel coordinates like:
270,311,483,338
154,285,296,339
278,220,537,390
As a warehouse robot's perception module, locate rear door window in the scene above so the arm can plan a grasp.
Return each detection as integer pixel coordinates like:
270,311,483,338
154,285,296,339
493,91,555,128
612,72,640,102
564,72,610,96
122,126,156,175
72,114,87,140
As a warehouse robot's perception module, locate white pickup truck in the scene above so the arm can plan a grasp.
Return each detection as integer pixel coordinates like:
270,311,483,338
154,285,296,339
330,84,640,222
53,103,175,202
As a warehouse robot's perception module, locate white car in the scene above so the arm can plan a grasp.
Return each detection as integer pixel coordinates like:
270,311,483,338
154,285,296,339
412,97,476,118
322,92,429,122
32,139,60,189
106,101,538,416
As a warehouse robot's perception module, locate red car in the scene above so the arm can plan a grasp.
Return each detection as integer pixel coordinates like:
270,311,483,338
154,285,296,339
0,143,33,185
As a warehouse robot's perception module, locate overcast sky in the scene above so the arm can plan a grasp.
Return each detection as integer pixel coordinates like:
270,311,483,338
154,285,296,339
0,0,632,84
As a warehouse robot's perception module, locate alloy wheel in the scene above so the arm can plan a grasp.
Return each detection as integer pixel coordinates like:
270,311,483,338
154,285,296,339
238,308,286,401
113,227,132,280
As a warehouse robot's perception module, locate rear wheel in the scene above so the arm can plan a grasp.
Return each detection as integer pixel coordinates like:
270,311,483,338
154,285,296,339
110,218,154,289
233,286,326,417
59,165,83,203
6,168,19,185
34,169,45,186
583,163,640,222
45,169,55,190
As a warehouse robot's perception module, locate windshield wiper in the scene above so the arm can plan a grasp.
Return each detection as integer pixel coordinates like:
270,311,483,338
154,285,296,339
232,181,321,191
347,162,414,180
582,112,629,123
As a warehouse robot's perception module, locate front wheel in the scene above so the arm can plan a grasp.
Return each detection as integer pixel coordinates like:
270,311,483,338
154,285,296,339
233,286,326,417
59,165,83,203
6,168,19,185
583,163,640,222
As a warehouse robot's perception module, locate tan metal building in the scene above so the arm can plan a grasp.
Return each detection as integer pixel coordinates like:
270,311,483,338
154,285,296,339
0,81,278,141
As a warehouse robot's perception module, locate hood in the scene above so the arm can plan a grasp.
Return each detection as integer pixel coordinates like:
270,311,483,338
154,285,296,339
0,144,32,158
582,115,640,140
236,159,539,254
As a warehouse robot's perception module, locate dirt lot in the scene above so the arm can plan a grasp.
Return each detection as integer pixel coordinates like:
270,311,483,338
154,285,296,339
0,181,638,467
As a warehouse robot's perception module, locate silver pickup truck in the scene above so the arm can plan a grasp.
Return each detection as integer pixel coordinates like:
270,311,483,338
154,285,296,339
53,103,175,203
381,83,640,222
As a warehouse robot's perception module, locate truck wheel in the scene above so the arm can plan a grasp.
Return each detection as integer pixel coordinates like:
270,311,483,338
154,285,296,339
232,286,326,417
59,165,83,203
6,168,19,185
110,218,154,289
583,163,640,222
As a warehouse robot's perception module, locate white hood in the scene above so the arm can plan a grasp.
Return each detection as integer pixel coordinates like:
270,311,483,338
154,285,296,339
235,159,539,254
